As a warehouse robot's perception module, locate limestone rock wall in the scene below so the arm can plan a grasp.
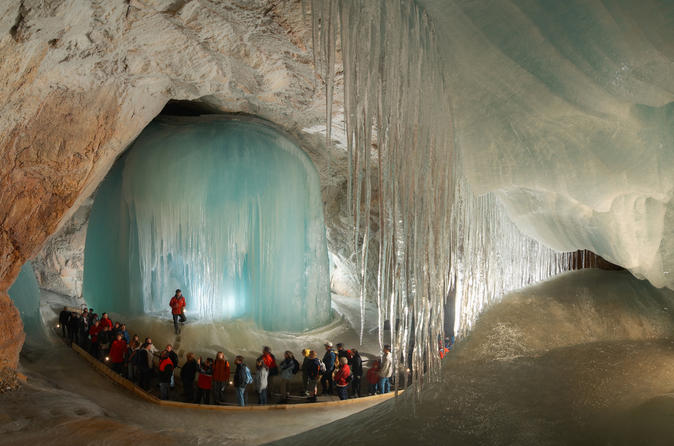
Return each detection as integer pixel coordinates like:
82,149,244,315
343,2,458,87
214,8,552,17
0,0,360,378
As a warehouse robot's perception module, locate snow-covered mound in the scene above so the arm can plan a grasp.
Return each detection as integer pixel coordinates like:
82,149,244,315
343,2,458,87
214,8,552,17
269,269,674,445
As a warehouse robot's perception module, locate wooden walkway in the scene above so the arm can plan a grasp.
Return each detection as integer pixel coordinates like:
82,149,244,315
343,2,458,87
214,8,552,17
70,342,402,411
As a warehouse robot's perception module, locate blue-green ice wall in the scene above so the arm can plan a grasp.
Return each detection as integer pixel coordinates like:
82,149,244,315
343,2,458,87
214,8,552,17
83,117,331,331
8,262,44,340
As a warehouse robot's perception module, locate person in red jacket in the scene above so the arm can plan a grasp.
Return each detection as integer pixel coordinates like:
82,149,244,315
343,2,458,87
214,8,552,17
88,320,101,359
212,352,230,404
196,357,213,405
99,313,113,330
169,289,187,334
333,357,352,400
158,351,174,401
367,360,380,395
108,332,127,374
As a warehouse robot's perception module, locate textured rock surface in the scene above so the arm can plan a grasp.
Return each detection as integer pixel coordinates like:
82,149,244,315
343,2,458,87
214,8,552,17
0,0,355,378
32,197,92,297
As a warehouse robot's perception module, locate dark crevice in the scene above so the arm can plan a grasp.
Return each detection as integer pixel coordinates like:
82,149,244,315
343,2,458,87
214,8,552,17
10,1,27,43
159,99,223,116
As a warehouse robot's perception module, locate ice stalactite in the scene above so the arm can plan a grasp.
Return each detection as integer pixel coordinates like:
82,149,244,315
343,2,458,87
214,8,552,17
449,177,572,337
309,0,571,387
83,117,331,332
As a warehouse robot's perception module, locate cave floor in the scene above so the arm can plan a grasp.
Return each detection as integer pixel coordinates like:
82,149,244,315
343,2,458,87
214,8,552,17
0,341,389,446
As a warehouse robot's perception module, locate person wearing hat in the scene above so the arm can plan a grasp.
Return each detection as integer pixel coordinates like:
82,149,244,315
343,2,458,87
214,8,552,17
321,342,336,395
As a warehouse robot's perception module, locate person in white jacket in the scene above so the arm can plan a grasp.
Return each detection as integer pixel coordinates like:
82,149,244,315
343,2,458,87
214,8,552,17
378,344,393,393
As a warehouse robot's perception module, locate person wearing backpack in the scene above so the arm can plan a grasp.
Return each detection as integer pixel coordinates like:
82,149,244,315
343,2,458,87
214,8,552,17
278,351,299,404
259,346,278,400
234,355,253,407
321,342,336,395
306,350,321,402
254,359,269,405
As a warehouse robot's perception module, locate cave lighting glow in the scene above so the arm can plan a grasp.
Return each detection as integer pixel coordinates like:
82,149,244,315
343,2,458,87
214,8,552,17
83,117,331,332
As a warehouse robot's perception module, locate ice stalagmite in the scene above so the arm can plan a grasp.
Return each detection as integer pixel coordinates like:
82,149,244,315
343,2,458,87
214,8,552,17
309,0,571,386
83,117,331,332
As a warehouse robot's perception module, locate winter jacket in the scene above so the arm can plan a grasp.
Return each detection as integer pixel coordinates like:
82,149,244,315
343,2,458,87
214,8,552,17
213,359,230,382
322,350,336,373
254,366,269,392
167,350,178,367
260,352,278,376
169,296,186,315
181,359,198,383
159,357,174,383
234,363,248,388
59,310,70,326
367,367,380,384
89,325,101,343
120,330,130,344
109,339,127,364
136,349,150,371
279,358,294,380
99,317,113,330
351,353,363,377
334,364,351,387
307,358,321,379
197,365,213,390
379,351,393,378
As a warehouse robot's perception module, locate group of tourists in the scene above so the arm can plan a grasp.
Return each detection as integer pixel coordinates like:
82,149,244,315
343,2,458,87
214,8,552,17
58,305,396,407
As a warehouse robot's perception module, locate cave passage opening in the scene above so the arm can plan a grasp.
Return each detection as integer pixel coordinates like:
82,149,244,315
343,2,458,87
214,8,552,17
82,115,332,332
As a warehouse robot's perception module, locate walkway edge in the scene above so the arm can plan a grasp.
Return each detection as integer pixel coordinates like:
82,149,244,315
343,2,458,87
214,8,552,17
70,342,403,411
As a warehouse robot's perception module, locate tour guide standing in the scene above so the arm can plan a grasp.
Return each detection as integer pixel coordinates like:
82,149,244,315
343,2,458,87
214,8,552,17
169,289,187,334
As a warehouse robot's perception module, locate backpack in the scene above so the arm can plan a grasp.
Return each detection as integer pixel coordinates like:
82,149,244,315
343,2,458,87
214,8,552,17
244,365,253,385
318,360,326,373
291,358,300,374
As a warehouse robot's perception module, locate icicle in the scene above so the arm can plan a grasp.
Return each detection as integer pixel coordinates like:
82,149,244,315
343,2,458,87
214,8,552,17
309,0,572,388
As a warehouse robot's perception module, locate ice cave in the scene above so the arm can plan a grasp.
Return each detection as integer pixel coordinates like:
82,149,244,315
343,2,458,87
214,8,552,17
0,0,673,445
82,117,331,331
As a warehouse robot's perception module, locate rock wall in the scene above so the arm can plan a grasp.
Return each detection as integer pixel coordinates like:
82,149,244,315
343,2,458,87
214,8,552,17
32,197,92,298
0,0,359,380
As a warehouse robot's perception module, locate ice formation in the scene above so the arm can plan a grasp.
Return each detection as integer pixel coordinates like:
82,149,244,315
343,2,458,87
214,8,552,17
309,0,573,385
82,117,331,332
7,262,45,341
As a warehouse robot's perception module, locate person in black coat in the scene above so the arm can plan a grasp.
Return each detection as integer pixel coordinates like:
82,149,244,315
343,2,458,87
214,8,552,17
67,313,79,346
350,349,363,397
136,343,152,390
181,352,198,403
58,307,70,338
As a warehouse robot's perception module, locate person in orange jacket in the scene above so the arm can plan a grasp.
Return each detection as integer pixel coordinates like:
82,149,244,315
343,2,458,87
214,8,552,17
169,289,187,334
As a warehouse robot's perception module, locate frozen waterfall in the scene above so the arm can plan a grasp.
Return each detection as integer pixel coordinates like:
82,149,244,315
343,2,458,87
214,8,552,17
83,117,331,332
309,0,574,385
